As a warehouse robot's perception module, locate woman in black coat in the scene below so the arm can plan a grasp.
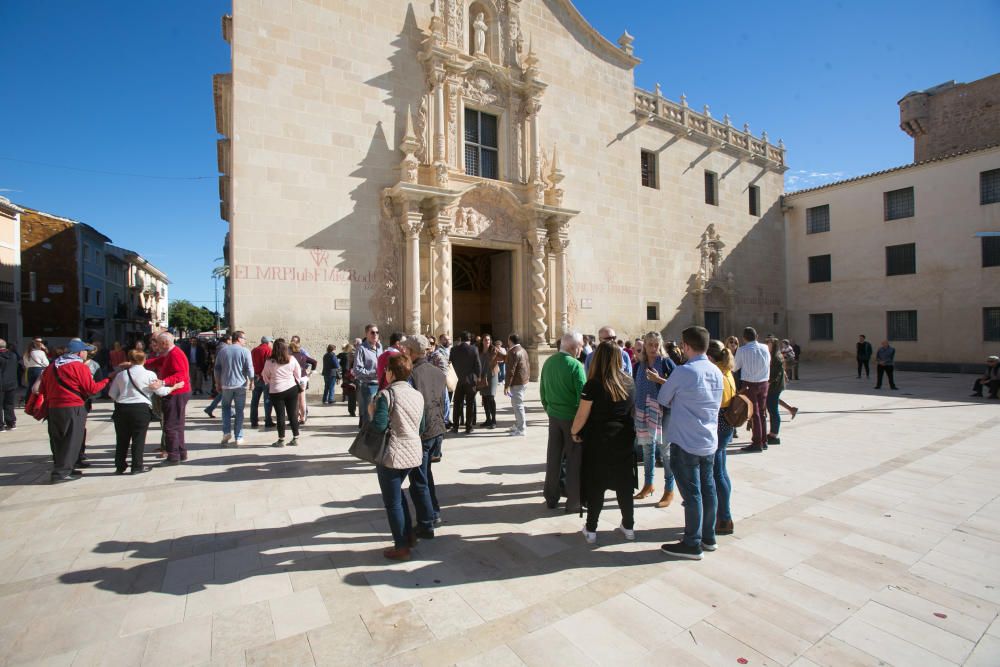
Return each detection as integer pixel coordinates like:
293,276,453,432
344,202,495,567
570,340,637,544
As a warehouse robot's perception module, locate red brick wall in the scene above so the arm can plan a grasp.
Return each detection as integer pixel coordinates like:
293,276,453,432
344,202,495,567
913,74,1000,162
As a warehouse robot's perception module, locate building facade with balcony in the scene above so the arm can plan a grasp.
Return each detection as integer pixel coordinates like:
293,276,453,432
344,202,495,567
0,197,23,345
213,0,788,370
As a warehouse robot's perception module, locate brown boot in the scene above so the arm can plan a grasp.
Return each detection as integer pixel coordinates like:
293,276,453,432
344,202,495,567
383,546,412,561
655,490,675,508
716,520,734,535
633,484,655,500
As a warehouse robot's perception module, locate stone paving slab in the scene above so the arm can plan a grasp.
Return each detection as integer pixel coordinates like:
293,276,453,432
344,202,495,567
0,363,998,665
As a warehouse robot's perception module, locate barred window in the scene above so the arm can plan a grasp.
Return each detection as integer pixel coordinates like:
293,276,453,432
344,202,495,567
641,150,658,189
887,310,918,341
884,187,915,221
806,205,830,234
646,302,659,320
705,171,718,206
983,236,1000,268
981,168,1000,205
809,314,833,341
464,108,498,180
886,243,916,276
985,307,1000,341
749,185,760,216
808,254,831,283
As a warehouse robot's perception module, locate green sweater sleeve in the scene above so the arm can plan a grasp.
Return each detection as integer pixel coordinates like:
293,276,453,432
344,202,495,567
372,394,389,431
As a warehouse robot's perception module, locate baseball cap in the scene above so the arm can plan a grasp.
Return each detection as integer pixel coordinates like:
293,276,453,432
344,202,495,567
67,340,96,354
261,336,274,343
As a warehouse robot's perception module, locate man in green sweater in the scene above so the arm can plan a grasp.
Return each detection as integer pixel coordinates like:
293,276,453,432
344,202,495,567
540,331,586,512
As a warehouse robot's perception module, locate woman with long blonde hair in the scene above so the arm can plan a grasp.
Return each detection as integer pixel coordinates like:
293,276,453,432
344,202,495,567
707,340,736,535
570,341,637,544
631,332,677,505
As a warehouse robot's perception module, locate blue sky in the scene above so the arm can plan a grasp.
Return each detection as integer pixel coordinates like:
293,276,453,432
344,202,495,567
1,1,997,306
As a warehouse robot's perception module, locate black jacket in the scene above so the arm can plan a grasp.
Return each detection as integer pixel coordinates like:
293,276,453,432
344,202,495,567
449,342,482,386
0,349,19,390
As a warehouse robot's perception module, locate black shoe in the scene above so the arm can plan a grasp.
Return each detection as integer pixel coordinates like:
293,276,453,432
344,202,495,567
131,466,153,474
971,393,983,397
740,445,763,453
203,408,214,418
465,427,473,434
250,421,259,429
874,385,881,389
660,541,703,560
486,422,495,430
890,386,899,390
546,501,558,509
115,468,127,475
415,527,435,540
766,435,781,445
264,421,275,429
51,473,82,484
430,455,442,463
160,459,181,466
449,428,459,434
76,460,92,468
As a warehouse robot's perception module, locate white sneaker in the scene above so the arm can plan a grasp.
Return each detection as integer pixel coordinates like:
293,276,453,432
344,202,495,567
508,428,523,437
234,438,244,447
616,524,636,541
581,527,597,544
221,434,231,445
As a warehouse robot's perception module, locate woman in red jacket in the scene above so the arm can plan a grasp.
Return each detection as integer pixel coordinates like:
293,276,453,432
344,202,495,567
36,340,108,483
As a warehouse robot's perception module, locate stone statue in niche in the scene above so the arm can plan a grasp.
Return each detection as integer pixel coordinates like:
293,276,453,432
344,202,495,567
473,13,488,55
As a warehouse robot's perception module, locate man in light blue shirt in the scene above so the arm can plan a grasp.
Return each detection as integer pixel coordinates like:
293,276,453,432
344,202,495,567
656,325,723,560
214,331,254,446
584,326,631,375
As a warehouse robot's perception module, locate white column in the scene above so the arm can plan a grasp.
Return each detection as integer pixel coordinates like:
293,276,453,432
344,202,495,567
434,75,446,163
528,103,541,182
553,238,569,335
403,211,424,333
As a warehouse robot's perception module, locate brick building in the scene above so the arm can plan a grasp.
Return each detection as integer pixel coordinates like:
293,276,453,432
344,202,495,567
899,73,1000,162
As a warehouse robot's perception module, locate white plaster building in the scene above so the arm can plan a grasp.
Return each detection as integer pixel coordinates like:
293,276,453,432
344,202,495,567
214,0,788,374
0,197,23,345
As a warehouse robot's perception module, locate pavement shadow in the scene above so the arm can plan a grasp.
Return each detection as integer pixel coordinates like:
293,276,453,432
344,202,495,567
57,478,682,596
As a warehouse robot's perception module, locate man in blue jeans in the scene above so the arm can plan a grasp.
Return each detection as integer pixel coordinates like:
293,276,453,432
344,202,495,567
353,324,383,427
214,331,254,447
403,335,445,531
656,325,723,560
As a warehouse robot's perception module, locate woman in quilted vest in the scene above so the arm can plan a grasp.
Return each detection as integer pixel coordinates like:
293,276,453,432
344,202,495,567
371,354,426,561
707,340,736,536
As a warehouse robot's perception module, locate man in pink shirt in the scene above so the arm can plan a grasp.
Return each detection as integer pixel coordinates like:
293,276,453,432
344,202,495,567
376,332,406,390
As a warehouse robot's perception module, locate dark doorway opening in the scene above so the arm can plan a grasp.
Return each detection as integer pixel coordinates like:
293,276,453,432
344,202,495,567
452,245,513,337
704,311,722,340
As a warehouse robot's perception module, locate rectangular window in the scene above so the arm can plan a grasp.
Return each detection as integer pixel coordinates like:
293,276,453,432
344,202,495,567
885,243,917,276
806,204,830,234
96,290,102,306
749,185,760,216
808,254,832,283
646,302,659,320
884,186,915,221
983,236,1000,268
640,150,658,189
84,287,90,304
809,313,833,341
985,307,1000,341
704,170,718,206
981,168,1000,205
887,310,918,341
464,108,499,180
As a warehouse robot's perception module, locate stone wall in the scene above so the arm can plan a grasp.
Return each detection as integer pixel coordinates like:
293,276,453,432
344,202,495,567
900,73,1000,163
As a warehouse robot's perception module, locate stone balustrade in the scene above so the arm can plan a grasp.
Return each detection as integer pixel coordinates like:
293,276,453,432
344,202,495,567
634,88,786,170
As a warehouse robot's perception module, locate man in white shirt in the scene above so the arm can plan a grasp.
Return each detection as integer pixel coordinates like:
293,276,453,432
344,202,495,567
733,327,771,452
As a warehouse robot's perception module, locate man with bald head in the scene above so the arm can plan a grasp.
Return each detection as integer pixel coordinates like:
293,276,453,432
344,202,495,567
540,331,587,512
584,326,632,375
145,332,192,464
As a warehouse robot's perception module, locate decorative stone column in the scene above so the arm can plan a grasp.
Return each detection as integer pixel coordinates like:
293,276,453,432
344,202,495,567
528,100,544,202
401,210,424,333
525,226,548,380
549,231,569,336
431,212,453,338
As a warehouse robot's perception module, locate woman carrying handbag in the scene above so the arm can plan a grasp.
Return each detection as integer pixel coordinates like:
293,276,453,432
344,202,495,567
368,354,426,561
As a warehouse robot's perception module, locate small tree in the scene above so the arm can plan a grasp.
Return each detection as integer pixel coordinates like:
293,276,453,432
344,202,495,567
169,299,217,333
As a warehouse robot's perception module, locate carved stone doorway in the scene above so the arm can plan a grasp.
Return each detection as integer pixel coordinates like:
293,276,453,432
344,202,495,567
704,311,722,340
451,244,513,338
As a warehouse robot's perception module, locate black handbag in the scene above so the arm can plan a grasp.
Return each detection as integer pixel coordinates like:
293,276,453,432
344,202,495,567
348,388,393,465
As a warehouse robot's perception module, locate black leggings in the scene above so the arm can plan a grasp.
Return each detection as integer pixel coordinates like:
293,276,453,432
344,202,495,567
481,394,496,424
270,387,300,439
585,486,635,532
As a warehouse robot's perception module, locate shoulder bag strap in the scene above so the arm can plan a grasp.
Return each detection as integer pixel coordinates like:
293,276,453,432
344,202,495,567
52,364,89,402
125,368,154,404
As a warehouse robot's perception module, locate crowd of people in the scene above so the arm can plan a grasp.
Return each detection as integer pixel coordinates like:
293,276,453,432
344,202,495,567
24,320,998,561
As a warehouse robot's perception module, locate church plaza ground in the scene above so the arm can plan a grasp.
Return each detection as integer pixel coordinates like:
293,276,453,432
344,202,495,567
1,363,999,666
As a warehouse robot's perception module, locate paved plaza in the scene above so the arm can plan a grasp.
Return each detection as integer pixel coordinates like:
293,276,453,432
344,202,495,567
1,363,999,666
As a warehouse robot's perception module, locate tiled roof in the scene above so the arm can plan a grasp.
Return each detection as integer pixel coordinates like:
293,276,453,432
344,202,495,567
785,142,1000,197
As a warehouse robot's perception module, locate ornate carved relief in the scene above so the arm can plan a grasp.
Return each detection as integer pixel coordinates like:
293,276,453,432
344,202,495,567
451,182,525,243
463,72,502,106
698,223,725,284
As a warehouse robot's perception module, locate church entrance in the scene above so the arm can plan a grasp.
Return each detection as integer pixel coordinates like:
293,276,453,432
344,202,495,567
452,245,513,338
704,311,722,340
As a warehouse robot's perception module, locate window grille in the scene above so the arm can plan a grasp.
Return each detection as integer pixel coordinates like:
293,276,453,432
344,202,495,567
884,187,915,221
885,243,916,276
806,205,830,234
887,310,918,341
808,254,831,283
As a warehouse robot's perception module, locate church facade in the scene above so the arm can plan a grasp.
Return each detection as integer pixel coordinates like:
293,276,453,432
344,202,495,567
214,0,788,369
